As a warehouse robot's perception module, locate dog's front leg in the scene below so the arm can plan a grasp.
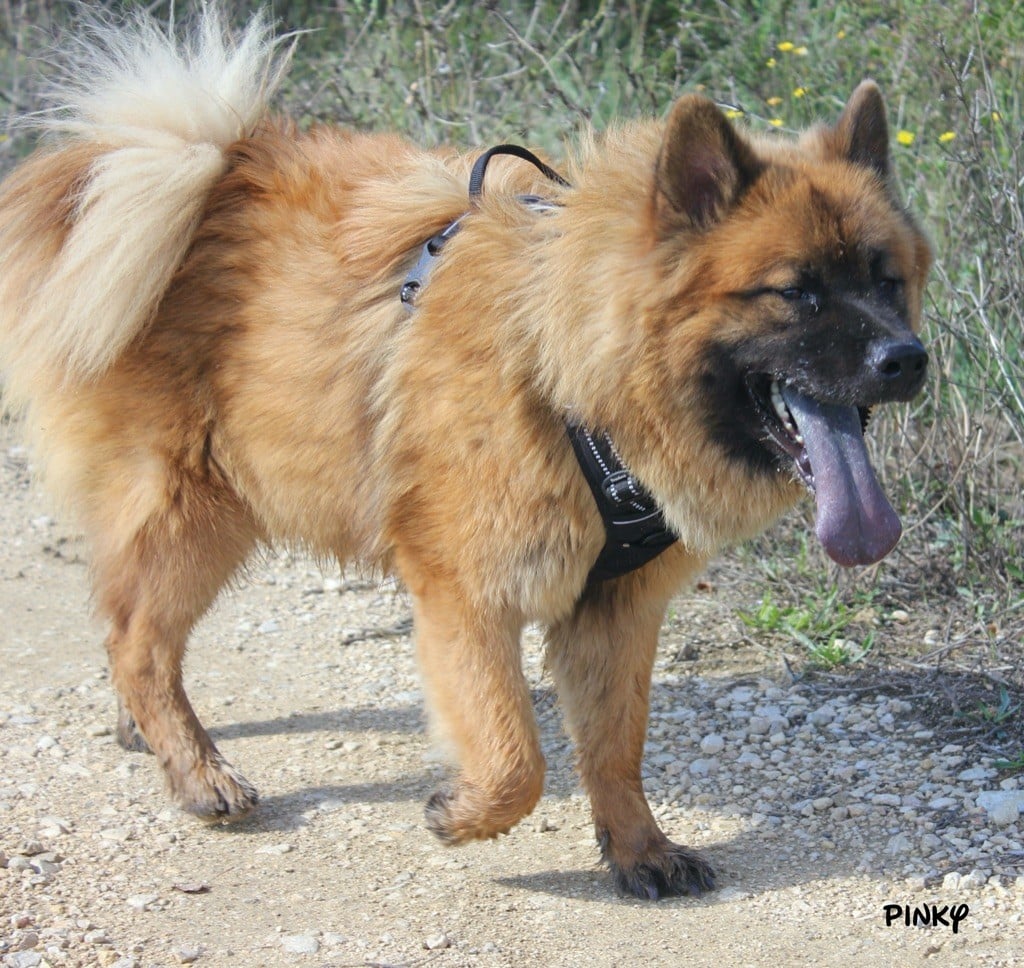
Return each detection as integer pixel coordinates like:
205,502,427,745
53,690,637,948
405,573,545,844
545,560,715,899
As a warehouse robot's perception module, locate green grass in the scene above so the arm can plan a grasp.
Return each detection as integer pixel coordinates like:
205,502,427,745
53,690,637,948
739,589,877,669
1,0,1021,656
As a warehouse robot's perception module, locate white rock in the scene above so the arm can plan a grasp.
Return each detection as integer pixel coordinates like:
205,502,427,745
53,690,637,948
280,934,320,954
976,790,1024,824
699,734,725,755
126,893,159,911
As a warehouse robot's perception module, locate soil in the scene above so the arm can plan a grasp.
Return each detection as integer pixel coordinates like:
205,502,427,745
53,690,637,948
1,413,1021,968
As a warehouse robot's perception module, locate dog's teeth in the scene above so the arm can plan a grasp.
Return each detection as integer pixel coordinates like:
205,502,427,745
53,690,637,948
770,379,790,436
769,380,801,441
770,380,786,420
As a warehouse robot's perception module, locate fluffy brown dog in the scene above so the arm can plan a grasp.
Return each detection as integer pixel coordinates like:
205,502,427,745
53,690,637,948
0,7,930,898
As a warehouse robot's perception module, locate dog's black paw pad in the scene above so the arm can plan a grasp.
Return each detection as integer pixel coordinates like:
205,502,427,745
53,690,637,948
612,845,716,900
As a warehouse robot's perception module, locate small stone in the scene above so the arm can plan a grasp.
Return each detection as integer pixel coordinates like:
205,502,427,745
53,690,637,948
256,619,280,635
6,952,43,968
812,796,834,812
976,790,1024,826
424,933,450,951
84,929,111,945
886,833,912,855
942,872,962,891
280,934,319,955
747,716,771,735
889,609,910,622
871,793,902,807
126,893,159,911
176,945,202,963
990,801,1021,827
699,734,725,755
808,707,835,727
957,766,993,782
960,870,988,889
688,757,719,777
30,857,60,876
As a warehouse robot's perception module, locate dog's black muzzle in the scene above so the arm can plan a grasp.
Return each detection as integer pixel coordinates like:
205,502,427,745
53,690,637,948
864,335,928,402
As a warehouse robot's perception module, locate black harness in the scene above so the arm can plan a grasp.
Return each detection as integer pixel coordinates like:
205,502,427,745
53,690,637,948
401,145,678,582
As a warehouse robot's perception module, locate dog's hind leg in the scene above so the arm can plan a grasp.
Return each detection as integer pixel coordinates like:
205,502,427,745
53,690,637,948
402,567,545,843
93,459,261,821
545,561,716,899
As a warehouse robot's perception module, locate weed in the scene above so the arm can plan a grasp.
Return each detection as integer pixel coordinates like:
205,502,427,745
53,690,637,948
739,590,876,669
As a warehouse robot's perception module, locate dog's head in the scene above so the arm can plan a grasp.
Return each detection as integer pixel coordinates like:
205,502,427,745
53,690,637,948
616,82,932,566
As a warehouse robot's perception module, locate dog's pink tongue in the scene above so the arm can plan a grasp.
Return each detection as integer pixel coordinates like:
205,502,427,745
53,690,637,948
780,386,901,567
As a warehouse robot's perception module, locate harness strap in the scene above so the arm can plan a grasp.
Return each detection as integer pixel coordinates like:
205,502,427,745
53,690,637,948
566,424,677,582
400,143,678,582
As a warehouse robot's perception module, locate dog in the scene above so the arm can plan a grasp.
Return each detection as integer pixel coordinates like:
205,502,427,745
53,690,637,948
0,6,930,898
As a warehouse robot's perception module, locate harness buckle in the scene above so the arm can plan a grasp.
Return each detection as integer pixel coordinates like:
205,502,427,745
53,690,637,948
601,469,635,506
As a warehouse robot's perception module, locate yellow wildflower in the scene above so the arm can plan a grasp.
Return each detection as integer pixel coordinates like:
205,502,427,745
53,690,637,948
777,41,795,52
793,45,809,56
766,57,777,68
992,111,1002,122
837,29,847,39
725,109,744,119
896,130,915,146
769,118,784,127
939,131,956,144
767,96,783,107
793,87,807,98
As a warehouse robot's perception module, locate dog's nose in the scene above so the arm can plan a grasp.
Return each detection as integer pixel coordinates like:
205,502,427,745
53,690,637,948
868,337,928,398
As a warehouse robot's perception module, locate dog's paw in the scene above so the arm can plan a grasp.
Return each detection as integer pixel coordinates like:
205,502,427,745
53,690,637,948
608,841,716,900
423,786,516,844
171,757,259,823
424,788,459,843
115,703,151,753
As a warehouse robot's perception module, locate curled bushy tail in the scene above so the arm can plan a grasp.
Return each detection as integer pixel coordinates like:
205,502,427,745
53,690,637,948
0,3,291,397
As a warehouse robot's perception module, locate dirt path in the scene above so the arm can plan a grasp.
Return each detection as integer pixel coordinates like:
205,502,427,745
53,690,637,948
1,415,1020,967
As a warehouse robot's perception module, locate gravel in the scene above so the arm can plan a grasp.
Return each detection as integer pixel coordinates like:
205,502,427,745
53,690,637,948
1,423,1022,966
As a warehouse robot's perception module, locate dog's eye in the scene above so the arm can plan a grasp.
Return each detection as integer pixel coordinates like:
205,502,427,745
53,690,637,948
777,287,820,311
878,277,903,299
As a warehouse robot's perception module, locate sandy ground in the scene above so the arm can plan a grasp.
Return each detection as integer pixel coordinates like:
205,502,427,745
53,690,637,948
1,413,1021,968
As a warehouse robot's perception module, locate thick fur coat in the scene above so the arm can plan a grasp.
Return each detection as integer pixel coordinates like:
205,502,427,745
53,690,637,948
0,7,930,897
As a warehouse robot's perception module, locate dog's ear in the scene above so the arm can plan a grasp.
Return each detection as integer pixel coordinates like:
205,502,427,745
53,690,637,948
831,80,891,181
654,94,762,235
